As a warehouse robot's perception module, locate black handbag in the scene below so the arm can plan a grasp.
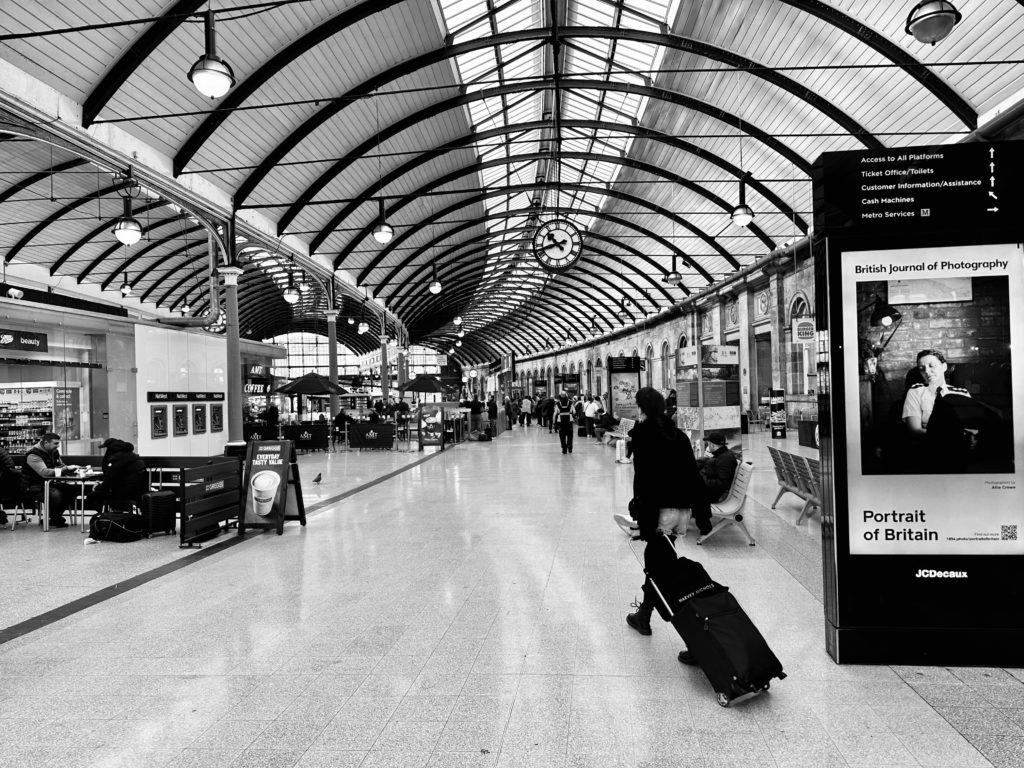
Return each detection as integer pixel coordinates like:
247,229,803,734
89,510,144,542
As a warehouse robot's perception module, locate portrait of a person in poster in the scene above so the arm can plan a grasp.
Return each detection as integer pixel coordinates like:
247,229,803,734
842,243,1023,555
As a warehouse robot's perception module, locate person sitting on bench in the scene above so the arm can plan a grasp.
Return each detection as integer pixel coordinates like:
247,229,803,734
696,432,738,503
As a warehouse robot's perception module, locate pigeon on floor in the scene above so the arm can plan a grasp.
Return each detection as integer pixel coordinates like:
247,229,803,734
312,472,322,484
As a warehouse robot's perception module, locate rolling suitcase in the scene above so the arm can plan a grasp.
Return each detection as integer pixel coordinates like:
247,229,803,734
141,490,177,537
637,534,785,706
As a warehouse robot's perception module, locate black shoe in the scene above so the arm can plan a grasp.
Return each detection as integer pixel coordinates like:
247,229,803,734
562,450,567,454
697,520,713,536
677,650,698,666
626,611,652,636
50,518,69,528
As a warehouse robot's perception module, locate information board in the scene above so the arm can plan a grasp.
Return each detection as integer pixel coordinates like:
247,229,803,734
608,356,642,420
814,139,1024,665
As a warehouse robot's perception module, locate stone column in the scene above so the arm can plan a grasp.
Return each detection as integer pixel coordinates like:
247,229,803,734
325,309,339,418
219,266,244,441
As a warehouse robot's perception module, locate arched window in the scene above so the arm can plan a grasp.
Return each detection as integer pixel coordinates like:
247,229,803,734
569,363,575,374
661,341,671,389
678,333,688,349
645,345,654,387
790,295,810,322
632,348,638,358
586,360,593,394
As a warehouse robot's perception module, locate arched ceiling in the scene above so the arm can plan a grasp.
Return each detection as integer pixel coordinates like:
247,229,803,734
1,0,1022,364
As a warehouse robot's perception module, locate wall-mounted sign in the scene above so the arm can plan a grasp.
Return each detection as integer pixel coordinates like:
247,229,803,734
791,317,816,344
147,391,225,402
0,329,48,353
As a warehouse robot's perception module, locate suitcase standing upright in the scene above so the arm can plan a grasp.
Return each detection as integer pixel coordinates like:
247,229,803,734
638,534,785,707
141,490,177,537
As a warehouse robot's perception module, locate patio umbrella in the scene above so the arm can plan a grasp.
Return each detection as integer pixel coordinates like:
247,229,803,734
276,372,349,396
398,374,444,394
276,372,349,420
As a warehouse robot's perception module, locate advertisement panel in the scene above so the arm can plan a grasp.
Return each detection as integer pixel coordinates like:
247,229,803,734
814,139,1024,665
607,356,642,420
769,389,787,439
418,403,444,450
239,440,306,536
841,243,1023,556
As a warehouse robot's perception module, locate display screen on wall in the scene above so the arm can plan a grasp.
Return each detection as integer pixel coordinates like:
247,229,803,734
841,243,1023,555
151,405,168,439
210,403,223,433
173,405,188,436
193,404,207,434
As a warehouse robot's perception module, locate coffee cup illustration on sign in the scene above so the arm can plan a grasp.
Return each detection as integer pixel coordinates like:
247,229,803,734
250,470,281,517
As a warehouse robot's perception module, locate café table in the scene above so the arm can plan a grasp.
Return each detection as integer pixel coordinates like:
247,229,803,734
43,469,104,532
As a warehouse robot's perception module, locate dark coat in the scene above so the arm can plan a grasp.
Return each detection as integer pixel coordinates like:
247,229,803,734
0,446,18,498
698,445,738,502
628,418,710,524
98,439,149,504
487,400,498,419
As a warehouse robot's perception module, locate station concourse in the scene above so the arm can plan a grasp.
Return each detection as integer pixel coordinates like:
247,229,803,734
1,1,1024,767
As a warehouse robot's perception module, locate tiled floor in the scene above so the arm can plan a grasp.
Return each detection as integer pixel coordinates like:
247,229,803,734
0,425,1020,767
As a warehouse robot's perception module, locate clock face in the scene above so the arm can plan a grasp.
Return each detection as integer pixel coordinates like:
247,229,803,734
533,218,582,272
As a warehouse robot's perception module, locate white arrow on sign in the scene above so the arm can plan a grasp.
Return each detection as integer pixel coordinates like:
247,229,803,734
989,191,999,200
987,207,999,213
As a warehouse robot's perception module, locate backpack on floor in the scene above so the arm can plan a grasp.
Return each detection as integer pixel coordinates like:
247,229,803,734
89,510,144,542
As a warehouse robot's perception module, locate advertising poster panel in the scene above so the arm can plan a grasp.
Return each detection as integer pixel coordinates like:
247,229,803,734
701,345,742,450
769,389,787,438
841,243,1023,556
815,139,1024,664
607,356,642,420
419,403,444,450
239,440,306,535
675,346,700,436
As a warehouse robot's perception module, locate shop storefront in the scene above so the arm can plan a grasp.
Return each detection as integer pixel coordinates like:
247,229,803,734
0,304,135,454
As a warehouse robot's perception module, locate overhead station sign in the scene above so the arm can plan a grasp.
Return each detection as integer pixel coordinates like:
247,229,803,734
815,142,1022,234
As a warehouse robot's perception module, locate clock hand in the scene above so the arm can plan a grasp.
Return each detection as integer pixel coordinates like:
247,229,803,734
543,239,568,251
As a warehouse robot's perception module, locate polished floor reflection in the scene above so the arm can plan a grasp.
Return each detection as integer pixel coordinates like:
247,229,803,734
0,425,1019,768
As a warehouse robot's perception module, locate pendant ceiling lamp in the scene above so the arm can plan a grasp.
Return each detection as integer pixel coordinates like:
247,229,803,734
456,329,465,338
905,1,961,44
282,269,300,304
448,347,456,354
663,254,682,285
370,96,393,244
372,199,394,244
730,127,754,228
188,9,236,99
119,273,132,297
347,315,355,325
428,262,442,295
453,315,462,326
357,297,369,334
113,196,142,245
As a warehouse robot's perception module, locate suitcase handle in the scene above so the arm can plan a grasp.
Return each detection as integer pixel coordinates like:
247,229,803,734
629,533,679,619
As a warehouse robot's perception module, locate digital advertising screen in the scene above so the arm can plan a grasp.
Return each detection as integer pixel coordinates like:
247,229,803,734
840,243,1024,556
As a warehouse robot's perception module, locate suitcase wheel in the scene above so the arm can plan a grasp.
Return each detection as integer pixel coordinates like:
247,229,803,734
716,692,730,708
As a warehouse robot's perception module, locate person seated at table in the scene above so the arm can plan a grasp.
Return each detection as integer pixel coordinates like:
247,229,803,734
85,438,149,512
21,432,74,528
366,410,381,423
0,443,19,525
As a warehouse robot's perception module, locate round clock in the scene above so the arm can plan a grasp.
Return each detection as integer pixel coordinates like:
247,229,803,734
533,218,582,272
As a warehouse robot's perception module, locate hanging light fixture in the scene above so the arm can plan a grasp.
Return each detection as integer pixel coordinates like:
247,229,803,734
357,298,369,334
663,254,682,285
731,172,754,228
453,315,462,326
298,273,312,292
371,199,394,244
456,329,465,338
119,273,132,297
188,9,236,99
455,340,463,347
282,269,300,304
113,196,142,245
181,303,191,315
905,1,961,44
448,346,456,354
428,262,442,295
347,315,355,325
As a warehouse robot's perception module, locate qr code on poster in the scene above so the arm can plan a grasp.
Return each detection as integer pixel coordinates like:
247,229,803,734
1001,525,1018,541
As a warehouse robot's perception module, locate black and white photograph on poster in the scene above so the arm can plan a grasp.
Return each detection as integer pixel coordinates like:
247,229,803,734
172,404,188,436
841,243,1024,555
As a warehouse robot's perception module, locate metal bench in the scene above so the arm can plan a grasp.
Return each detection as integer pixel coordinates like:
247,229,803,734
698,461,756,546
767,446,820,525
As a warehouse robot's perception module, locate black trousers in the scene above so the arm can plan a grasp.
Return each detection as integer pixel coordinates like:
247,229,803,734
558,424,574,453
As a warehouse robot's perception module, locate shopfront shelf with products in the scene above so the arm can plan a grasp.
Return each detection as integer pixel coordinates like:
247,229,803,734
0,409,53,452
